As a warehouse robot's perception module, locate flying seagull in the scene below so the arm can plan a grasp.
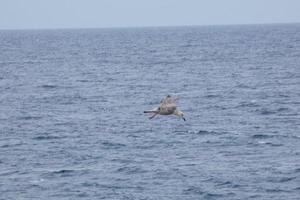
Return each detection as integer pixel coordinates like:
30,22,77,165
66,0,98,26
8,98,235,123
144,95,186,121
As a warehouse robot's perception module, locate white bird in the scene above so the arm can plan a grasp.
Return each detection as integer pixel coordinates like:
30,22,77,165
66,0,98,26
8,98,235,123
144,95,186,121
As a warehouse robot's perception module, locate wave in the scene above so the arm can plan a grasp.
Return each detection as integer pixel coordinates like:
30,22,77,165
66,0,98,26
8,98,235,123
32,135,63,140
258,109,277,115
267,176,295,183
294,168,300,173
196,130,225,135
183,186,225,198
101,141,126,149
40,84,58,89
203,94,222,99
17,116,42,120
235,101,259,108
116,166,147,174
251,134,274,139
44,168,90,178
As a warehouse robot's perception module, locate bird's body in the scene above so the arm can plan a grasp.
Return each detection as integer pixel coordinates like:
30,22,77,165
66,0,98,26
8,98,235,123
144,95,186,121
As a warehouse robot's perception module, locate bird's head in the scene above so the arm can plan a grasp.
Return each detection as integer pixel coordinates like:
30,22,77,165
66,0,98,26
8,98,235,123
175,110,186,121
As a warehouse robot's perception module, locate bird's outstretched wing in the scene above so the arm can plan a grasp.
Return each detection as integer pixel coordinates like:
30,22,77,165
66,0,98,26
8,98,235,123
160,95,177,106
160,95,177,113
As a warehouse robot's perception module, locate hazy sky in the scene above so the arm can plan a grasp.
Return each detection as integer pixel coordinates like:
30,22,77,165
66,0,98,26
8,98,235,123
1,0,300,29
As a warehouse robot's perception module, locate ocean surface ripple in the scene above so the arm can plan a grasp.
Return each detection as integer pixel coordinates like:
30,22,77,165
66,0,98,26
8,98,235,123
0,24,300,199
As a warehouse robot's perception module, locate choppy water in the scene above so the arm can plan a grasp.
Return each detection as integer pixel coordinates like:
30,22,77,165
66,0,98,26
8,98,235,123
0,24,300,200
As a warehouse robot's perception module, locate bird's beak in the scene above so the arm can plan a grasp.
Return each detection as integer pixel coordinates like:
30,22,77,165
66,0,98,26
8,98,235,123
182,116,186,121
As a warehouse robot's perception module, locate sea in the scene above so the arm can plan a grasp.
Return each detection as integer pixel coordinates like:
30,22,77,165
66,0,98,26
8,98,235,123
0,24,300,200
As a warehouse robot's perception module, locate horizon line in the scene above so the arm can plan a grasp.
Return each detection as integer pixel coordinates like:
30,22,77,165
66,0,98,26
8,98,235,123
0,21,299,31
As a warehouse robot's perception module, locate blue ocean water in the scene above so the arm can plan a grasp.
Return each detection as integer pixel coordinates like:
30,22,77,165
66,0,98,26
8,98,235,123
0,24,300,200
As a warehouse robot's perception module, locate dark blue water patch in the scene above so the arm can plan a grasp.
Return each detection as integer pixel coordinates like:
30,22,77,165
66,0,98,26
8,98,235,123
215,181,242,189
183,186,225,199
183,186,205,195
248,194,263,199
294,186,300,191
96,183,130,190
52,169,74,174
0,139,24,148
251,134,274,139
180,44,200,48
276,107,290,112
110,158,133,165
53,121,77,126
76,79,90,83
203,94,222,99
236,83,256,89
16,116,43,121
101,141,127,149
262,142,284,147
76,192,89,198
43,168,90,178
32,135,64,140
81,181,102,188
294,168,300,173
265,188,290,193
39,84,58,89
266,176,296,183
235,101,259,108
195,130,227,135
203,193,225,199
0,170,20,176
257,108,278,115
116,166,148,174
